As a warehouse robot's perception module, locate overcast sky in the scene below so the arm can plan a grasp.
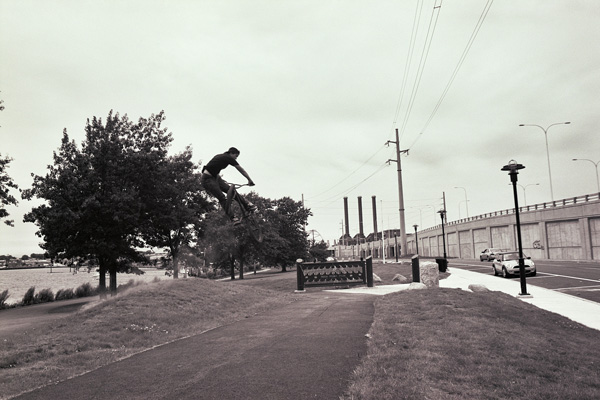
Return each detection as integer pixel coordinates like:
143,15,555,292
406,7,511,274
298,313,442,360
1,0,599,256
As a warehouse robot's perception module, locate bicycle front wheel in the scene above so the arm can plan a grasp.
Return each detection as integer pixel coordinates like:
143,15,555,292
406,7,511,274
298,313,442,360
246,216,263,243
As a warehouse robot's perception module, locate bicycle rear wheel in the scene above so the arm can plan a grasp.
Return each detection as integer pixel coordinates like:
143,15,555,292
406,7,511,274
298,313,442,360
245,215,263,243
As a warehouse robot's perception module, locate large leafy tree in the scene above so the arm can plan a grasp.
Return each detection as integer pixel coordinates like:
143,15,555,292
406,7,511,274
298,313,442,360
264,196,311,271
23,111,173,295
200,192,311,276
308,240,330,262
0,154,19,226
140,148,213,278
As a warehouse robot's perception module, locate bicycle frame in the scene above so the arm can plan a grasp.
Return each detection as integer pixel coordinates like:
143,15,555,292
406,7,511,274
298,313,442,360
225,183,252,218
224,182,262,243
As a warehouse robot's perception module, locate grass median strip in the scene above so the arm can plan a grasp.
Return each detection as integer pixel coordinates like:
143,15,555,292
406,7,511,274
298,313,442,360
342,288,600,400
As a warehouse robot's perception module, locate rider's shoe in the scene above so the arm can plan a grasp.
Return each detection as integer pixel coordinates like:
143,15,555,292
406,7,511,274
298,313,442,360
232,217,242,226
247,203,258,214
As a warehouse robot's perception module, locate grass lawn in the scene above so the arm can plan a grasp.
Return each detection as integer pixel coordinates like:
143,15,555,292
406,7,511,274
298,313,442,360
1,261,599,399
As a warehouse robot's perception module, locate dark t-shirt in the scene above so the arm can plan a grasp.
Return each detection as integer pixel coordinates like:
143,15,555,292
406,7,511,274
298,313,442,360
203,153,239,176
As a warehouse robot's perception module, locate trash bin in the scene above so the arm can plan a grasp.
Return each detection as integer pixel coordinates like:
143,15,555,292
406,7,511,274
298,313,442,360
436,258,448,273
411,254,420,282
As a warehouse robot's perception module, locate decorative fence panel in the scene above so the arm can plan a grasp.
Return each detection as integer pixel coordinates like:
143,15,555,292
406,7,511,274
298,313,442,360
296,257,374,291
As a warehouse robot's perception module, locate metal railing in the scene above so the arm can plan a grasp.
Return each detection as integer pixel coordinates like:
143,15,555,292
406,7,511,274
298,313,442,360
421,192,600,233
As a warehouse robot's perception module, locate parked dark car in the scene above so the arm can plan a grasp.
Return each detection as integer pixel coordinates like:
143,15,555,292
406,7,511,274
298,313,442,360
479,248,503,261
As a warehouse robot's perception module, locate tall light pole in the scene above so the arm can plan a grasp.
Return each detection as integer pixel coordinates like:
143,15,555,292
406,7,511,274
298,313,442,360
458,200,469,219
519,122,570,201
454,186,469,218
416,204,436,226
572,159,600,193
514,183,539,206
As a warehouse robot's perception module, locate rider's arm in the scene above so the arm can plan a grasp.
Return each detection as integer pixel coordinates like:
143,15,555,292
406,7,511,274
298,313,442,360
234,165,255,186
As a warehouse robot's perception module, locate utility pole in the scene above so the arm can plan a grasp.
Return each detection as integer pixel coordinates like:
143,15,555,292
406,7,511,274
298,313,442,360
381,200,386,263
387,128,409,257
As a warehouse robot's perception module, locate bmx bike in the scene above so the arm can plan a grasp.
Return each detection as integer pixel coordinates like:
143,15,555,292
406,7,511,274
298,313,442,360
224,183,263,243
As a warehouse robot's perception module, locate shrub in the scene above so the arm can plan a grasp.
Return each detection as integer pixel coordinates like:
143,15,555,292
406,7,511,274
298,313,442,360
34,288,55,304
0,289,10,309
22,287,36,305
75,283,96,298
55,288,75,301
117,279,138,290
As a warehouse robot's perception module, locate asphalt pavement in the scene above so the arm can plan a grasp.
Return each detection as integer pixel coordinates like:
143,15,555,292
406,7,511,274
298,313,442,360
11,292,374,400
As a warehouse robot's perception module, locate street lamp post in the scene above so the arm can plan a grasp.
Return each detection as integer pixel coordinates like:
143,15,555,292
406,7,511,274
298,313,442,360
454,186,469,218
413,224,419,255
572,158,600,193
519,122,570,201
438,210,447,259
501,159,530,297
437,210,448,272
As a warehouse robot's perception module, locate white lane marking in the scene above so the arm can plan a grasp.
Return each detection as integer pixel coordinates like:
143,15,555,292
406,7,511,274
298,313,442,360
555,285,600,291
534,272,600,284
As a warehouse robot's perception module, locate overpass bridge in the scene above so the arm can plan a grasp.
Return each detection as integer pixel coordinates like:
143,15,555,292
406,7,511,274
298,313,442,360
335,192,600,262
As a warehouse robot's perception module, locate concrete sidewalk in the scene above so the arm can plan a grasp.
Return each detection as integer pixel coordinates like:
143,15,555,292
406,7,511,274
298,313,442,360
326,267,600,332
440,268,600,331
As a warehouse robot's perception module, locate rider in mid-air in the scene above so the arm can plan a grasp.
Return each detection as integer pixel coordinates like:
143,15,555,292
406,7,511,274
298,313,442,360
201,147,256,223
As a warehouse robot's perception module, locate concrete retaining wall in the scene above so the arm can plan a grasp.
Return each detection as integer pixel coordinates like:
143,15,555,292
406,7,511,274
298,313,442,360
335,193,600,261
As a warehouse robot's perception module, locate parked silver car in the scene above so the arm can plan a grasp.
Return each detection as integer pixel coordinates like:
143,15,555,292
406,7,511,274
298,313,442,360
492,251,536,278
479,248,503,261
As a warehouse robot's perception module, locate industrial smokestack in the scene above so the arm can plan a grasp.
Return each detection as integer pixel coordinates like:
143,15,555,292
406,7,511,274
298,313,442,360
343,197,350,237
372,195,378,241
358,196,364,237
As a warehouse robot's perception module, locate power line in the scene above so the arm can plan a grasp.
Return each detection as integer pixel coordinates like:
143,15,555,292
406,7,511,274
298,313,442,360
419,0,495,135
305,143,388,200
314,162,390,204
389,0,425,141
398,0,444,144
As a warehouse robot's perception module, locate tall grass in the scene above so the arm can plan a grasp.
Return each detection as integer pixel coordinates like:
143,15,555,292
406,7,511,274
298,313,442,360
0,290,9,310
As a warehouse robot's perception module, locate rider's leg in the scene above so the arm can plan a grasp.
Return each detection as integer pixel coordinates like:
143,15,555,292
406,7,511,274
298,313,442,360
202,175,234,219
217,177,254,213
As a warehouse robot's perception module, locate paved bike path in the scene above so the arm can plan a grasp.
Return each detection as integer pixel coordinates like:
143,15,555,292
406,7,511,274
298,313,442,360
14,292,374,400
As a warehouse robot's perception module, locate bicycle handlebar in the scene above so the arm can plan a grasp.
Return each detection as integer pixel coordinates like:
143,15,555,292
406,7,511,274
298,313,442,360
227,182,255,189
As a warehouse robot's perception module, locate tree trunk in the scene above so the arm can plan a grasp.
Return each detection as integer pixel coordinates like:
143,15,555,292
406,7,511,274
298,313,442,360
109,266,118,296
98,258,108,299
172,254,179,279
